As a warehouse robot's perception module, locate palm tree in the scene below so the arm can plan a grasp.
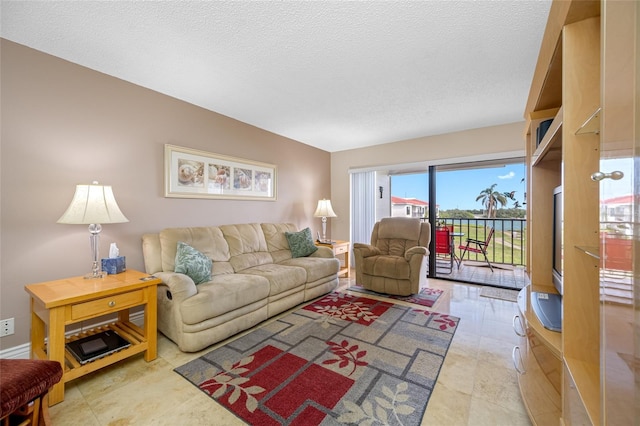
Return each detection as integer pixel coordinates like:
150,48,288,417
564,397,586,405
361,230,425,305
476,184,508,218
503,190,521,209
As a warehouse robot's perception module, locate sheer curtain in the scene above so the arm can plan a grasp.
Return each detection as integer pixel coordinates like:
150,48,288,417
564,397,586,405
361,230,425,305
350,171,376,244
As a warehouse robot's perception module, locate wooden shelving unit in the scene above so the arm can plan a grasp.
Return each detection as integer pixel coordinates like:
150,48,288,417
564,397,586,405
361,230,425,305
520,1,602,424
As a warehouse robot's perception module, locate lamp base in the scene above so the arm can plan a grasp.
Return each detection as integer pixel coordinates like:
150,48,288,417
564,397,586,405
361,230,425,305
83,259,106,279
84,271,107,279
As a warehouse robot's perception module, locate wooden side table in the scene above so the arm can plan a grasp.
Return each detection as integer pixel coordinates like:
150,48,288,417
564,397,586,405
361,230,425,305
316,240,351,278
25,269,160,405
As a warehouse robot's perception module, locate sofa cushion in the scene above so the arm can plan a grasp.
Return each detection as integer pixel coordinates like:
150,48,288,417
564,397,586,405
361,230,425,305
180,274,270,325
174,242,212,285
239,264,306,296
159,227,232,275
280,256,340,283
285,227,318,258
220,224,273,271
261,223,297,263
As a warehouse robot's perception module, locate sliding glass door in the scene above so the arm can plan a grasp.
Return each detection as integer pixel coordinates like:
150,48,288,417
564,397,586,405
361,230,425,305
390,159,527,289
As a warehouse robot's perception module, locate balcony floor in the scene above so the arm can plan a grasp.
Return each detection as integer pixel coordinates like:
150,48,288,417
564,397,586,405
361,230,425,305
434,260,529,291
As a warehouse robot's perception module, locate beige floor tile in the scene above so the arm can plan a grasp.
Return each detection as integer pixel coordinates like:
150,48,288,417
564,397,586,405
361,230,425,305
84,361,203,425
74,353,166,400
437,351,478,395
480,316,521,344
157,334,210,368
447,330,481,359
49,382,100,426
472,358,528,415
477,335,518,370
468,395,532,426
422,383,471,426
146,387,244,425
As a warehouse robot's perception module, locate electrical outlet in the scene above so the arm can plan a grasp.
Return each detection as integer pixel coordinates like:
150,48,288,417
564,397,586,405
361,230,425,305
0,318,15,337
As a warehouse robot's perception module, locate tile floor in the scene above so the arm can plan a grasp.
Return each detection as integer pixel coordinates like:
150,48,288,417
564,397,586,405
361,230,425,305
49,276,531,425
436,261,529,291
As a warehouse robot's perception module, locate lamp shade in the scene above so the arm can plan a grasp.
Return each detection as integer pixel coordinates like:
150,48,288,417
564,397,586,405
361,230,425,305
313,199,337,218
57,182,129,225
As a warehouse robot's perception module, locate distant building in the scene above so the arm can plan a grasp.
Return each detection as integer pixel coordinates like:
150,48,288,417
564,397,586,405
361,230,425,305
601,194,633,222
391,196,437,218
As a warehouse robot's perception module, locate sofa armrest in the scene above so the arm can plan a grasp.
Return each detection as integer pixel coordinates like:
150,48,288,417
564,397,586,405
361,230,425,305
405,245,428,261
353,243,381,258
154,272,198,303
310,246,335,258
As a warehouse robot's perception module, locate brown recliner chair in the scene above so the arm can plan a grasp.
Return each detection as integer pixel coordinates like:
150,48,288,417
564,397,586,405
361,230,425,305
353,217,431,296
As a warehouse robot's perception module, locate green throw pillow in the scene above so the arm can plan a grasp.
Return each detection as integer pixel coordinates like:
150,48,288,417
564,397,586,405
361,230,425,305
285,227,318,258
174,241,212,284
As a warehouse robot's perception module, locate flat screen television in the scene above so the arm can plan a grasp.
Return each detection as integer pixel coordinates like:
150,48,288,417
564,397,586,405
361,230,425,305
552,185,563,295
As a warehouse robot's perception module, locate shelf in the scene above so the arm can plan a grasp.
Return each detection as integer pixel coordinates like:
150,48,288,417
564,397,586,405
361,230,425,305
575,245,600,259
61,322,147,381
564,357,600,425
523,286,562,359
532,107,563,166
575,108,601,135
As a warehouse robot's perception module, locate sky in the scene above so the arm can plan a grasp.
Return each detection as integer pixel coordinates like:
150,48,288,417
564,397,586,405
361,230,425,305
391,163,526,211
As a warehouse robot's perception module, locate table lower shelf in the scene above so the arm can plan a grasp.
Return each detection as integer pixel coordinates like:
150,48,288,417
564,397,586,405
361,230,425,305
35,321,150,384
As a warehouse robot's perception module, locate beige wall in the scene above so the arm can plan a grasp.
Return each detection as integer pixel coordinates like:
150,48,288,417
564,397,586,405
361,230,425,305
0,40,332,350
329,122,525,242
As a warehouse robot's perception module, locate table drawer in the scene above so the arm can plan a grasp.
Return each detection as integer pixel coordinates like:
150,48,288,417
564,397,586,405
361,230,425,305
334,245,348,255
71,290,144,320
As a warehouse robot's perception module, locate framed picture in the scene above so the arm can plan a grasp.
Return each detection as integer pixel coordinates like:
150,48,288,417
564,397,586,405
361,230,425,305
164,144,277,200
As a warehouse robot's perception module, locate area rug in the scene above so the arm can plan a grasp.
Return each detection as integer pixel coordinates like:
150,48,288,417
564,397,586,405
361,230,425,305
480,286,520,302
347,285,444,308
175,291,459,425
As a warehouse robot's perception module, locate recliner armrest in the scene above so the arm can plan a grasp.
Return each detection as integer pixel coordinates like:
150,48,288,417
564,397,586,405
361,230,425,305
310,246,335,258
353,243,381,257
154,271,198,303
405,245,428,261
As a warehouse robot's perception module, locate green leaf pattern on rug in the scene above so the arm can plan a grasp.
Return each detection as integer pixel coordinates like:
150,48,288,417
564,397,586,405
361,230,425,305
199,355,265,413
324,340,368,376
338,382,415,425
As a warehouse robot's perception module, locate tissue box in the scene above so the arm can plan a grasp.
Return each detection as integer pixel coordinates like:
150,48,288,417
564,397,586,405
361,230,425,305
101,256,126,274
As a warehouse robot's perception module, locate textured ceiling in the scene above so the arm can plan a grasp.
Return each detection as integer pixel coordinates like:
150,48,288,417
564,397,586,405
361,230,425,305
1,1,551,152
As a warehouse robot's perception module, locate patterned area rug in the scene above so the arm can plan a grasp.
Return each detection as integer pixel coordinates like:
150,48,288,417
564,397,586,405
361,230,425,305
175,291,459,425
480,286,519,302
347,285,444,308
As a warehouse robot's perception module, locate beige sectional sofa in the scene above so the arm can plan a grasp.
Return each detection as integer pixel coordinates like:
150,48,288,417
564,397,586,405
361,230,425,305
142,223,340,352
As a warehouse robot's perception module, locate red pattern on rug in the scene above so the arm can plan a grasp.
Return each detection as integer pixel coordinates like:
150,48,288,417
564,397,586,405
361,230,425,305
176,292,459,425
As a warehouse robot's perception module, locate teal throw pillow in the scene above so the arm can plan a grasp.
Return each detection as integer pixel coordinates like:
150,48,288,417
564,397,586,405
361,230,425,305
285,227,318,258
174,241,212,284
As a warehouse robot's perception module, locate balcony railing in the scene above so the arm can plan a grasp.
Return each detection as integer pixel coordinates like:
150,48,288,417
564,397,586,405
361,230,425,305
436,218,527,267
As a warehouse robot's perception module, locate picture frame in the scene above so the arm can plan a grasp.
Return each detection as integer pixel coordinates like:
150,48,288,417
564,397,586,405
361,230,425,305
164,144,277,200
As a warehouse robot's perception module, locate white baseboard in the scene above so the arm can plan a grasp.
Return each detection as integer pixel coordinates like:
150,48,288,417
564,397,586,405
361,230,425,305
0,342,31,359
0,311,145,360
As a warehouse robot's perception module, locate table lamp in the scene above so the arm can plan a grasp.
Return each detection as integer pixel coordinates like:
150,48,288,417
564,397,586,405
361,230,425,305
313,199,337,243
57,181,129,279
